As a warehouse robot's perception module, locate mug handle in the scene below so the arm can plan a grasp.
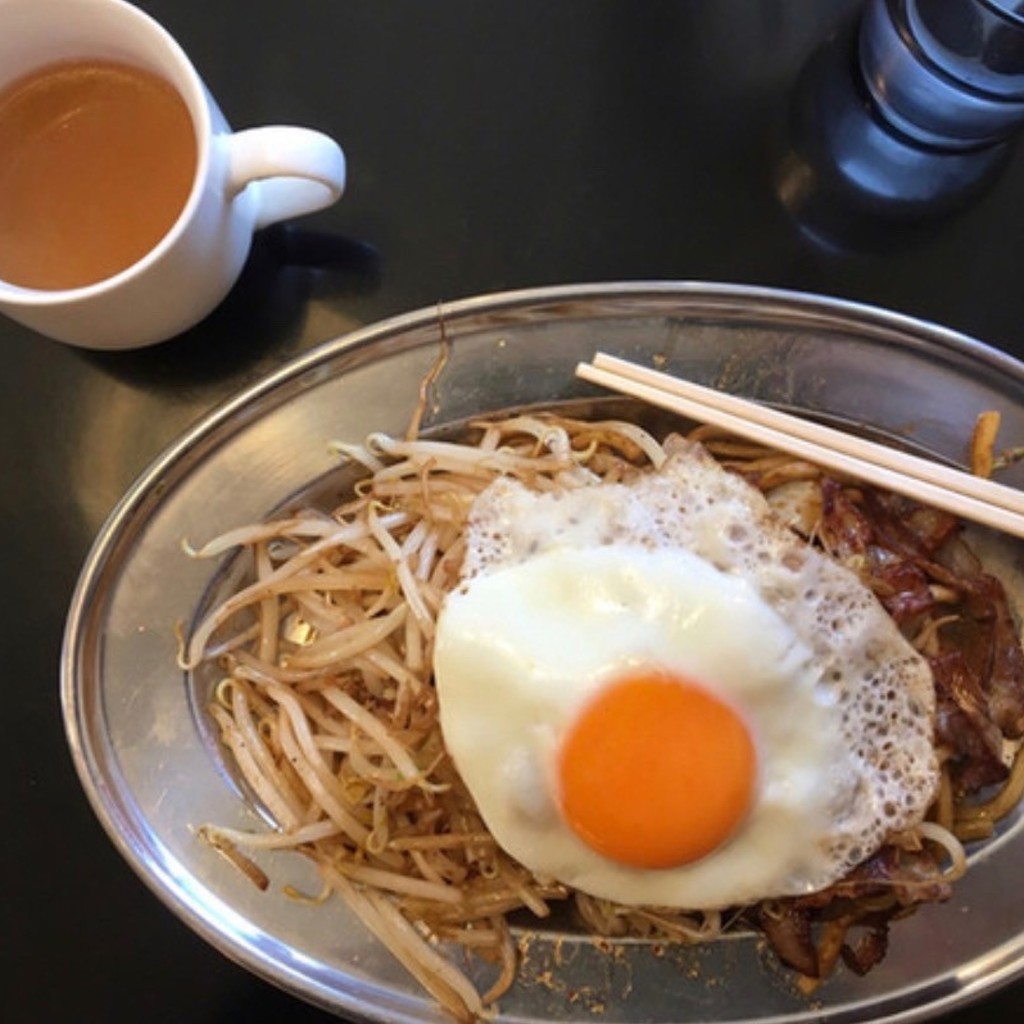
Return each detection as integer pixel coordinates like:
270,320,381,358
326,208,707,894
226,127,346,229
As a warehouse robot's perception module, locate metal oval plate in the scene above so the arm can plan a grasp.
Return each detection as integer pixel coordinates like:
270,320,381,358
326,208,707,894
62,282,1024,1024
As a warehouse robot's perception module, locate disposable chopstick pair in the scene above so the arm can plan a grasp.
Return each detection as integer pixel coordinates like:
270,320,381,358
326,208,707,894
575,352,1024,539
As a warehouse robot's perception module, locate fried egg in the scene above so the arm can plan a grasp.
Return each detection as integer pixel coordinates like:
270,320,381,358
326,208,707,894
433,439,939,909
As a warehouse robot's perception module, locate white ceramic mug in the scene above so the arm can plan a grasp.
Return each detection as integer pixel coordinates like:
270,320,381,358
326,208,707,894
0,0,346,349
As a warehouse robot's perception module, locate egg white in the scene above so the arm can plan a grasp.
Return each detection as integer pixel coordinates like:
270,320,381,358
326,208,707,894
433,440,940,909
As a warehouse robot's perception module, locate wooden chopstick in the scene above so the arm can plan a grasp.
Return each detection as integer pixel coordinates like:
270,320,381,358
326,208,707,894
576,352,1024,539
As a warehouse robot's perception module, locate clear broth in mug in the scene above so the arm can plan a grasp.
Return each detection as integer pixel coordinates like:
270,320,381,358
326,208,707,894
0,59,196,290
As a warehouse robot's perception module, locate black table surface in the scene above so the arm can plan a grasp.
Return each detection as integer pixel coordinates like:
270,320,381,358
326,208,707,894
7,2,1024,1021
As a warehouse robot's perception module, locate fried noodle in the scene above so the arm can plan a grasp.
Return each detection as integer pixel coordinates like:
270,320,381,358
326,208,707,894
184,414,1024,1021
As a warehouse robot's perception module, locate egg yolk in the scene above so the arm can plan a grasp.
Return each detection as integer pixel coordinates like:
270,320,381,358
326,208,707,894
557,672,756,869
